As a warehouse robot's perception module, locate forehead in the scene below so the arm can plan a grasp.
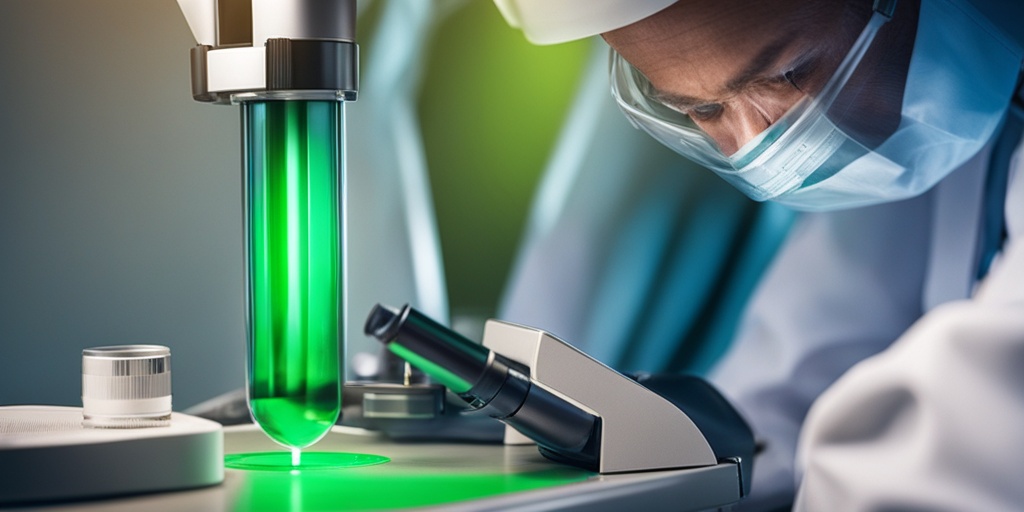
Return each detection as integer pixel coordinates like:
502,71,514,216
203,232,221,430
602,0,848,94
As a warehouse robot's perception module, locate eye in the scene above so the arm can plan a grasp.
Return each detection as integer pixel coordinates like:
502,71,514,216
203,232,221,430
782,60,819,93
784,70,800,90
687,103,724,121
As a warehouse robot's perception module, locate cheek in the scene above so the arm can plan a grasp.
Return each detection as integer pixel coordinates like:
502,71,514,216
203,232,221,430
826,42,915,147
828,77,906,148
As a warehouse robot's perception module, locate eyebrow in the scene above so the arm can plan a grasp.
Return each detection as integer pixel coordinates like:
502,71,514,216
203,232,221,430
649,89,705,110
648,34,803,110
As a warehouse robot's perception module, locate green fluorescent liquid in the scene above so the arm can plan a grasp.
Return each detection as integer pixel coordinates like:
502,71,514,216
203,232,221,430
230,465,591,512
225,452,389,471
244,100,345,449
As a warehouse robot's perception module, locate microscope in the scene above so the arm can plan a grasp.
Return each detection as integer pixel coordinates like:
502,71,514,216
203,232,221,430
366,304,754,491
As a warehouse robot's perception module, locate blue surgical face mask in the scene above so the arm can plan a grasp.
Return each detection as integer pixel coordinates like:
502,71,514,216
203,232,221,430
610,0,1023,211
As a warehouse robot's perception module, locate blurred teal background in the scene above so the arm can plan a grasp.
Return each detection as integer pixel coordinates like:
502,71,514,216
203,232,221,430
0,0,243,409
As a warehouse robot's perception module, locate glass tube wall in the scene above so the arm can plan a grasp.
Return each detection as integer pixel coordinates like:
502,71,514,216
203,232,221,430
242,98,345,449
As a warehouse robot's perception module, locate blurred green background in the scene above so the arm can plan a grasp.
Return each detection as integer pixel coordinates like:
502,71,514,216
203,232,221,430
414,2,590,319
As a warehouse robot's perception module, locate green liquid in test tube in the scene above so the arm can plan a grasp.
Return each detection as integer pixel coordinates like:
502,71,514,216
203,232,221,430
242,99,344,453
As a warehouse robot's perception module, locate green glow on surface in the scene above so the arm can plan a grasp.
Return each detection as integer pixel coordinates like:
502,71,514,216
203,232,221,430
245,100,344,450
388,342,472,393
225,452,390,471
230,464,591,511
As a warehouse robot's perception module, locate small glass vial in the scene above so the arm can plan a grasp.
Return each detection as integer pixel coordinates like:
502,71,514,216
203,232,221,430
82,345,172,428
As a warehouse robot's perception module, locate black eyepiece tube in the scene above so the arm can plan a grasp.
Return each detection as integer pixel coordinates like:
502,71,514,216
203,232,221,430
365,303,489,394
364,303,601,464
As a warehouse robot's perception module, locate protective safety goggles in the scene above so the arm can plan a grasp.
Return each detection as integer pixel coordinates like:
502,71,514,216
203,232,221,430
609,0,898,202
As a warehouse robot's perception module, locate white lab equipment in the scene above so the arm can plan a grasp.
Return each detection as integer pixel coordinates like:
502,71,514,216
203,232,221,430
0,345,223,505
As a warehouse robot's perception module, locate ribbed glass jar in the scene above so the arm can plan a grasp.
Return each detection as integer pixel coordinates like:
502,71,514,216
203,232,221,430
82,345,172,428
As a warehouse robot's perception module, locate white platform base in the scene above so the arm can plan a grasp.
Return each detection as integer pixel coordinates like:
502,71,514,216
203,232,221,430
0,406,223,505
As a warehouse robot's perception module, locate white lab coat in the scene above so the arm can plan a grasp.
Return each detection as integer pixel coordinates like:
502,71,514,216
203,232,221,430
710,127,1024,510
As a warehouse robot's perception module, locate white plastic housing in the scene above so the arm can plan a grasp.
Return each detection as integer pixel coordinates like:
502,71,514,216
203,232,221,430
482,320,717,473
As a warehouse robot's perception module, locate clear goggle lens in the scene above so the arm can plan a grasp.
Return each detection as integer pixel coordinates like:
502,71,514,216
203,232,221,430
608,6,893,201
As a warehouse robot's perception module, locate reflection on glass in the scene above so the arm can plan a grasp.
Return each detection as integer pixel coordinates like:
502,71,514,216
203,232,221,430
243,100,345,451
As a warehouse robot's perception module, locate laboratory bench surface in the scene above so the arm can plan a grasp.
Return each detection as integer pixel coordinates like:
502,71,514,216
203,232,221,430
7,424,742,511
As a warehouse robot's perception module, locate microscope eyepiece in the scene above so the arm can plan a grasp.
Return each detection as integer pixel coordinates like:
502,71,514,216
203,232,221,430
364,304,600,462
365,303,489,393
364,303,404,342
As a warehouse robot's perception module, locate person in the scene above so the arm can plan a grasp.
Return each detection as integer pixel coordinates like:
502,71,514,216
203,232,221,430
495,0,1024,509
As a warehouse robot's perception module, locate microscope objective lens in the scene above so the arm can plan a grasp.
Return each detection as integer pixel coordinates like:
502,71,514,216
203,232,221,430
243,99,345,450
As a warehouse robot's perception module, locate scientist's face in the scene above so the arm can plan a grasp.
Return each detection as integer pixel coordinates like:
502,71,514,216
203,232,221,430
603,0,917,156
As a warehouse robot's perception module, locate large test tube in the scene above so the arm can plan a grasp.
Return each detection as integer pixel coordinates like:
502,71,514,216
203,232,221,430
242,95,345,450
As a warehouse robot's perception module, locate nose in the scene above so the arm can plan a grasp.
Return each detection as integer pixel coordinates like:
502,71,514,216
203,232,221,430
699,93,803,157
703,100,774,156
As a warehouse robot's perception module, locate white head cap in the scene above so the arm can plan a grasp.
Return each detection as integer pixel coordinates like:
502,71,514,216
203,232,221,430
494,0,678,45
